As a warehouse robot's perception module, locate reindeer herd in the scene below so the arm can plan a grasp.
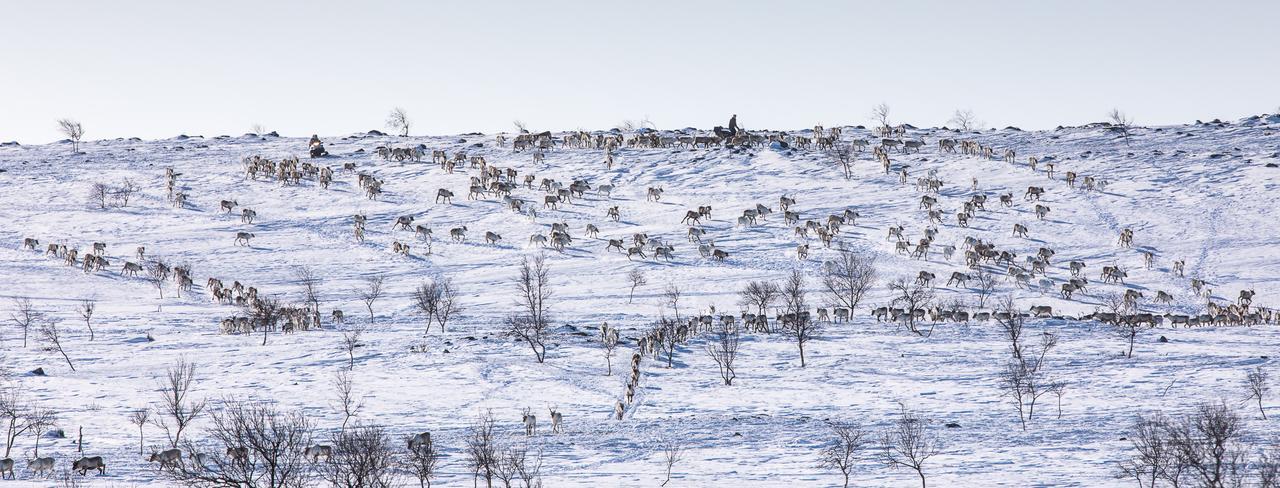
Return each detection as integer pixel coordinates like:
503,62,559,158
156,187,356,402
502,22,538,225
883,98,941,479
20,122,1277,336
8,120,1276,481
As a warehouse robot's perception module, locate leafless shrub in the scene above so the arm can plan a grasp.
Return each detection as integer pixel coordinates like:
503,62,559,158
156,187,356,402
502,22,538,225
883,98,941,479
512,120,528,134
510,255,554,363
948,109,978,132
994,296,1025,360
828,145,856,179
704,322,740,385
739,281,780,332
253,297,283,346
293,266,321,312
341,325,365,369
57,118,84,153
1101,292,1140,358
129,408,150,455
822,251,877,313
465,411,499,488
652,316,681,368
660,438,685,487
413,277,462,334
27,407,56,457
113,177,139,207
1120,402,1248,488
147,261,169,299
1259,447,1280,488
995,296,1059,430
818,421,867,488
9,297,38,348
887,278,934,336
870,103,891,129
39,320,76,372
386,107,412,137
1246,367,1269,420
628,268,647,304
58,468,86,488
781,269,820,367
663,283,684,322
972,268,997,308
513,443,544,487
76,299,96,341
0,387,36,458
356,275,385,324
1118,412,1182,487
881,406,939,488
152,358,206,448
318,423,397,488
331,370,363,431
601,323,620,376
165,400,313,488
1109,108,1135,144
88,182,110,209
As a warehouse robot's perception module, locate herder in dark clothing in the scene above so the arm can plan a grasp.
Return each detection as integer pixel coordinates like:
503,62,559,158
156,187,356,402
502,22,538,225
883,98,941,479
728,114,739,136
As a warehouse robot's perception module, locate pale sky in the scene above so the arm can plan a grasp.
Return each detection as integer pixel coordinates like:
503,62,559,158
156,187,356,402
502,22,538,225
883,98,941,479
2,0,1277,144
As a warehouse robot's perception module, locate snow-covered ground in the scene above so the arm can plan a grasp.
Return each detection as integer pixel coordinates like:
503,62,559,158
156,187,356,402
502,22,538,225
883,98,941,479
1,115,1279,486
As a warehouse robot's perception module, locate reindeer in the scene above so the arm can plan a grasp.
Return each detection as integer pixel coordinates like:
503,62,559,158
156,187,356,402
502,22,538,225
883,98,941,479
681,210,703,225
484,231,502,245
522,408,538,436
1034,204,1050,220
304,445,333,462
915,271,935,287
122,261,143,277
547,407,563,434
72,456,106,475
449,227,467,242
234,232,255,246
149,449,183,470
27,457,54,478
408,432,432,452
435,189,454,203
646,187,664,202
393,215,415,230
220,200,238,213
241,208,257,224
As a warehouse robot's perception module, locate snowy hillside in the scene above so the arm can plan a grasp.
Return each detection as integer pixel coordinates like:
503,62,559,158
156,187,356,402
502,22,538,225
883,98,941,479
1,116,1279,487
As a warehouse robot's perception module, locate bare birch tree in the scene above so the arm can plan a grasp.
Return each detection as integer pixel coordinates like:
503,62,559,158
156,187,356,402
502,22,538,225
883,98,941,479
76,299,96,341
510,255,553,363
704,322,740,385
818,421,867,488
8,297,38,348
57,118,84,154
39,320,76,372
357,275,385,324
881,406,939,488
821,251,877,313
386,107,412,137
152,358,206,448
